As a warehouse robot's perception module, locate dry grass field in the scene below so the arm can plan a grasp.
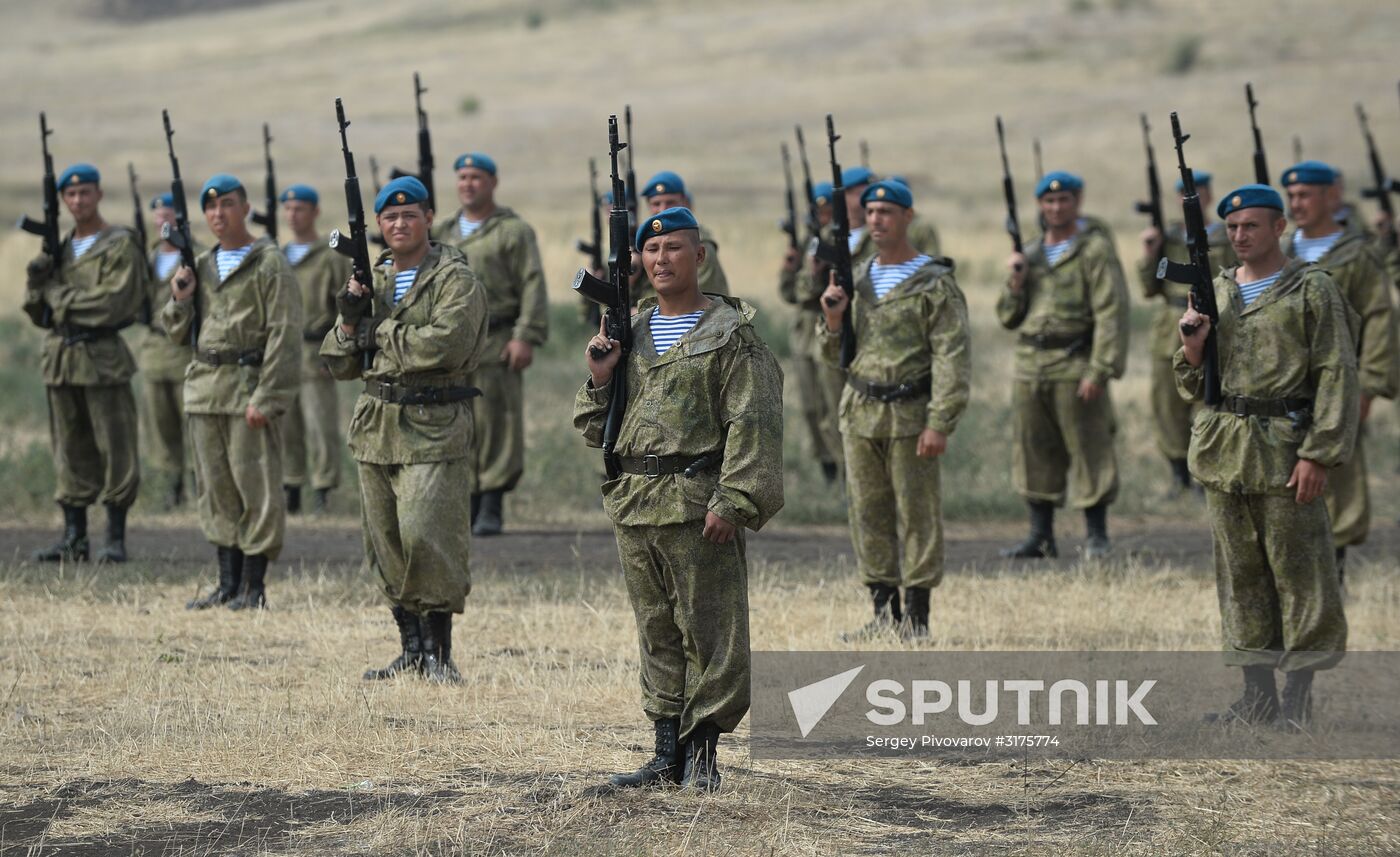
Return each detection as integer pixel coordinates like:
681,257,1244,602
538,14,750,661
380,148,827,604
1,0,1399,853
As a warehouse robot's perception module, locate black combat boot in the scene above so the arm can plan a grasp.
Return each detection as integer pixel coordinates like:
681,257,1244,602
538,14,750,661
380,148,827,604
1083,502,1110,559
227,553,268,611
419,611,462,683
363,606,424,680
1205,665,1279,725
32,504,90,563
95,504,128,564
164,475,184,511
188,546,243,610
608,717,682,788
472,490,503,537
841,583,903,642
1168,458,1192,494
1335,547,1347,591
312,487,331,515
680,722,722,792
902,587,931,640
1001,500,1057,559
285,485,302,515
820,461,839,484
1279,669,1314,730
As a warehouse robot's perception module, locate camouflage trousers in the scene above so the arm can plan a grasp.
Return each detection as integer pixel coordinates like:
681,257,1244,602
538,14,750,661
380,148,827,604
47,384,140,509
1150,353,1198,462
1012,379,1118,509
189,414,285,559
358,457,473,614
1206,489,1346,673
280,373,342,491
790,314,843,469
843,433,944,589
1324,430,1369,548
615,521,751,740
469,360,524,494
140,378,188,484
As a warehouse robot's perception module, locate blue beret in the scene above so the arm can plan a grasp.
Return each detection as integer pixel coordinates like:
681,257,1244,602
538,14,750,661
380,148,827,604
861,180,913,209
374,176,430,213
453,152,497,175
200,173,245,203
635,206,699,250
1174,169,1211,193
812,181,834,206
280,184,319,205
57,163,100,190
1280,160,1336,187
887,174,910,188
149,192,174,210
841,166,876,188
642,171,687,198
1035,171,1083,198
1217,184,1284,218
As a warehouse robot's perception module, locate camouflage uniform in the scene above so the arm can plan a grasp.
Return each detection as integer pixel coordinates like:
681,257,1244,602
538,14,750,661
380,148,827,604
281,238,350,496
631,223,730,307
320,242,488,615
817,257,970,591
996,224,1130,509
432,207,548,498
160,237,301,559
573,295,784,742
1174,258,1355,671
138,242,199,500
1284,223,1398,548
781,244,842,472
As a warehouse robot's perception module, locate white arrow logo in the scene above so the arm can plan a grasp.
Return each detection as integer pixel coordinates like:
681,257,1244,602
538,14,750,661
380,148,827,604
788,665,866,738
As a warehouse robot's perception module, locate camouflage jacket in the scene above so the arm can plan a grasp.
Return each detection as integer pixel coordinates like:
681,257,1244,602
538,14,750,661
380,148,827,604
431,206,548,348
794,219,942,308
1174,259,1359,495
816,256,970,438
996,224,1131,385
1285,223,1399,400
1137,222,1237,360
139,240,200,381
573,295,784,530
159,237,302,418
633,223,730,306
289,237,351,379
24,225,145,386
320,242,489,465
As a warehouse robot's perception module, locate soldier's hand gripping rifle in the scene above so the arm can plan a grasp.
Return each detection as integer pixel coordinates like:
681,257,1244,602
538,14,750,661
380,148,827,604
1157,113,1221,407
817,113,856,368
127,163,153,325
249,123,278,243
779,142,799,255
995,116,1024,272
572,115,633,480
1133,113,1165,287
1356,102,1399,248
161,110,200,347
1246,82,1270,185
329,98,376,371
18,113,60,327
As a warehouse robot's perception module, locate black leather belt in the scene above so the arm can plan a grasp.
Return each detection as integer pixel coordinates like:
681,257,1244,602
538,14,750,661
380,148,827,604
195,348,264,367
1213,394,1312,419
615,451,722,478
55,324,119,346
302,325,334,343
1019,330,1093,352
364,379,480,406
846,375,932,403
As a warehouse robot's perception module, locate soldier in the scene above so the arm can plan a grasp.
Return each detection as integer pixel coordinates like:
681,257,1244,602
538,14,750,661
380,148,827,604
833,167,941,268
278,184,349,515
321,176,487,683
1280,161,1398,579
139,192,198,510
1176,184,1355,726
635,171,730,301
165,173,301,611
23,163,144,563
431,152,548,537
576,207,783,792
998,171,1130,559
817,181,971,640
1139,170,1238,493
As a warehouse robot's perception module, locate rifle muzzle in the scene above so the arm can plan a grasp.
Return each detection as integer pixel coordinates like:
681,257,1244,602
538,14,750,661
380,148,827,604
329,229,354,258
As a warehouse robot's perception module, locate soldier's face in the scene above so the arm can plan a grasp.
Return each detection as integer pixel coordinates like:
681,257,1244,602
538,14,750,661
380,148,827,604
203,193,250,240
1286,184,1331,231
377,204,433,254
1038,190,1079,228
641,230,704,297
844,184,868,225
456,168,496,209
152,206,175,232
282,200,317,234
865,201,913,248
1225,208,1286,264
61,183,101,223
647,192,688,214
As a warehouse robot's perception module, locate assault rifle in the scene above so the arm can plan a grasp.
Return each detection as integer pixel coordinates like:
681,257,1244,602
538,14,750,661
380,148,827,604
128,163,153,324
576,157,604,327
623,105,639,227
779,142,799,254
17,113,60,327
795,124,821,246
389,73,435,212
995,116,1023,267
329,98,376,370
1356,102,1399,247
161,109,200,347
1133,113,1165,288
249,123,278,243
1245,82,1269,185
819,113,856,368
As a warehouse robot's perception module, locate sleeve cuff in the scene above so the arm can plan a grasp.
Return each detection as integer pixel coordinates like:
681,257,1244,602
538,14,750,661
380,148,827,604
708,493,755,530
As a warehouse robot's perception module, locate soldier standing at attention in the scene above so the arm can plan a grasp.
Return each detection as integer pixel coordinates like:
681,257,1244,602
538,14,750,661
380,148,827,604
140,192,198,510
322,176,487,683
635,171,730,302
1280,161,1398,581
1139,170,1238,494
576,207,783,792
1177,184,1355,726
431,153,548,537
166,173,301,611
278,184,349,515
998,171,1130,559
818,180,970,640
24,163,144,563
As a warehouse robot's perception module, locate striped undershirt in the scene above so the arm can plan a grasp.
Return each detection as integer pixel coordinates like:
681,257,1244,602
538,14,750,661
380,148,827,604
1043,238,1073,266
154,251,181,280
1237,271,1282,307
284,242,312,266
71,234,99,259
1293,230,1342,263
650,307,705,355
215,244,253,282
847,226,865,253
392,267,418,304
870,254,931,300
458,215,483,238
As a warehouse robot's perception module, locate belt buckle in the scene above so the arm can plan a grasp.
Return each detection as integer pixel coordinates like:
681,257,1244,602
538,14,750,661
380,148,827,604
378,381,394,402
1232,396,1248,418
643,454,662,478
